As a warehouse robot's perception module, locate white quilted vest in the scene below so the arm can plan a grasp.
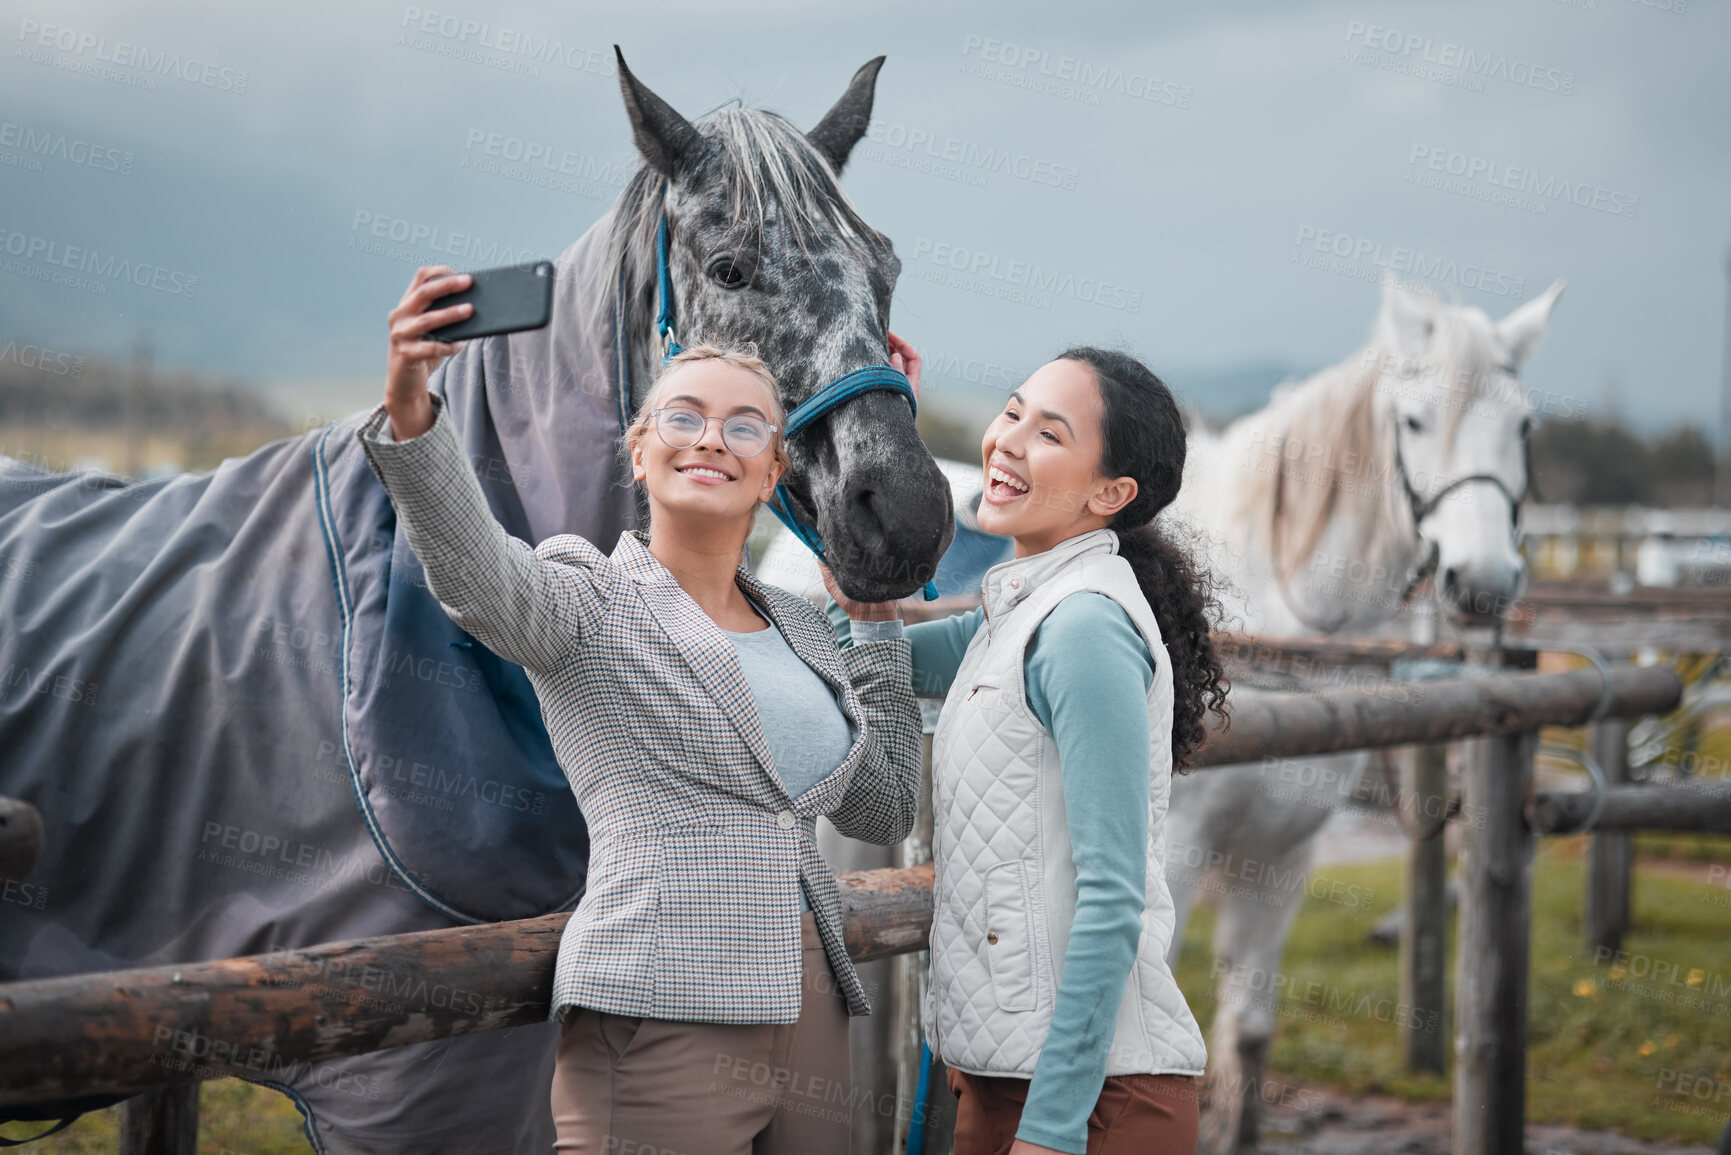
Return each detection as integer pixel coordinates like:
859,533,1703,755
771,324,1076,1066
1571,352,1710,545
921,526,1208,1078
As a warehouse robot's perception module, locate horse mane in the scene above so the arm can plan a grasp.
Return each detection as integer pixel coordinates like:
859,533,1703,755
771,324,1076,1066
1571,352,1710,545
590,107,890,343
1235,300,1510,596
1233,351,1400,588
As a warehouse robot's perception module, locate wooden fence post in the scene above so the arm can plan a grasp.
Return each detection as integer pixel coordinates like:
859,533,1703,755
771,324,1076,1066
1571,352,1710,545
1452,717,1536,1155
894,725,954,1155
1399,742,1450,1075
1584,701,1632,958
117,1083,198,1155
820,814,897,1155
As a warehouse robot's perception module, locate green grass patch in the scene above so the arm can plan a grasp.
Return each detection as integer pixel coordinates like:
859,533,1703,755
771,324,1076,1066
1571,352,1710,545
1174,843,1731,1146
0,1079,312,1153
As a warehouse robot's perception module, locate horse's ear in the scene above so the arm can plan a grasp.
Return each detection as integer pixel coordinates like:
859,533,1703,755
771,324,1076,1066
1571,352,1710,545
806,56,886,174
615,46,708,179
1498,280,1565,369
1375,279,1438,359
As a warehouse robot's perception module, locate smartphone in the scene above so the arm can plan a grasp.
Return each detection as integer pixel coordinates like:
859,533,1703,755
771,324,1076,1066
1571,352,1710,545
426,260,555,341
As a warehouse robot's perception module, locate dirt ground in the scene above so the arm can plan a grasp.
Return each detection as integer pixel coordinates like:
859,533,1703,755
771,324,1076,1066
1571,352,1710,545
1257,1079,1724,1155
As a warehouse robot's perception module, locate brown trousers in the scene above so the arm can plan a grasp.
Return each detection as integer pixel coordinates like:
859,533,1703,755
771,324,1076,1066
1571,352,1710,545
550,909,853,1155
947,1067,1200,1155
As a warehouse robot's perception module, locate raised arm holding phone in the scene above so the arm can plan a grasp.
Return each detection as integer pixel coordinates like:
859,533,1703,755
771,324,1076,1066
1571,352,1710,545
363,265,924,1155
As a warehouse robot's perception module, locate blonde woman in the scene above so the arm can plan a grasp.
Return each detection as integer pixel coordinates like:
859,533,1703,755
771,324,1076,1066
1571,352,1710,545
362,265,923,1154
826,343,1229,1155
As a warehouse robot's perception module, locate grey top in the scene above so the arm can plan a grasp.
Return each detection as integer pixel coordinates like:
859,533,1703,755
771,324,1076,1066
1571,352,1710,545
723,600,858,911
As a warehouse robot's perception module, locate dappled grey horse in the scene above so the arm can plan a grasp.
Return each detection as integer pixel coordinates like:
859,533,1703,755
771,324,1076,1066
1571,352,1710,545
0,51,951,1153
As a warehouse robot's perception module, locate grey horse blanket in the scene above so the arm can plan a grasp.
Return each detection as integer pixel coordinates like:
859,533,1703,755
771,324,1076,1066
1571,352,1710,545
0,212,637,1152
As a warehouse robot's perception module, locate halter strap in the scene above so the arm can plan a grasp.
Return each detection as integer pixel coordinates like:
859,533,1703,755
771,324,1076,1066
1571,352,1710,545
1272,411,1530,632
1393,418,1529,528
642,181,937,600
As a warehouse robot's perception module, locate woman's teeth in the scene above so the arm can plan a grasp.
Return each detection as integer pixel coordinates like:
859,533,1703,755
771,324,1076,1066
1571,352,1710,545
681,466,731,482
989,466,1028,495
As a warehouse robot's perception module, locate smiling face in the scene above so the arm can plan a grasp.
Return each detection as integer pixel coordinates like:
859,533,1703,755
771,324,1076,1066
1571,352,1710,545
976,358,1138,557
628,358,787,534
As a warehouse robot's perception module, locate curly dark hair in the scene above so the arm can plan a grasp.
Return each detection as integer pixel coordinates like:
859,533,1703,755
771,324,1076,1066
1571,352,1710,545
1056,345,1230,770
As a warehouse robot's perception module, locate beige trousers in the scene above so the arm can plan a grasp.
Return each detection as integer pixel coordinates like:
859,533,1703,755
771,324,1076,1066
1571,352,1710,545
551,909,853,1155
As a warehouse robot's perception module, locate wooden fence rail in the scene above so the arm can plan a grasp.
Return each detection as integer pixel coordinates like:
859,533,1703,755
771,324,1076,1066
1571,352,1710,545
0,663,1694,1153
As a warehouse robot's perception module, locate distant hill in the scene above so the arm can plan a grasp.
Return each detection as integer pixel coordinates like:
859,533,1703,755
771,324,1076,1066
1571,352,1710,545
1161,361,1316,426
0,340,294,476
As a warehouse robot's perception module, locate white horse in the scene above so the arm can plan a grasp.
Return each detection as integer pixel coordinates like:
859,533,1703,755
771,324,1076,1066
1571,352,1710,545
1165,278,1564,1154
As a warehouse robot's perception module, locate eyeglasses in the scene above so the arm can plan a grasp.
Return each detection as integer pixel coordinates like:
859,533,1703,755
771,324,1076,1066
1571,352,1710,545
649,406,779,458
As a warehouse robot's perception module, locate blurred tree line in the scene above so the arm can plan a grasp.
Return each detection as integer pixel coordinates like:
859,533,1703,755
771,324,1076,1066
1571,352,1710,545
1531,418,1716,507
0,342,293,475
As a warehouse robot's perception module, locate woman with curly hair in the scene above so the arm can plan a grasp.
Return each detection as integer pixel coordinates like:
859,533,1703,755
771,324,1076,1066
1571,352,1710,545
826,341,1229,1155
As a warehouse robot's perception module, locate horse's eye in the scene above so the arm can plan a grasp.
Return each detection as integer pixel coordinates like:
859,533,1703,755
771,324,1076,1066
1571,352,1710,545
1404,415,1425,434
709,258,748,288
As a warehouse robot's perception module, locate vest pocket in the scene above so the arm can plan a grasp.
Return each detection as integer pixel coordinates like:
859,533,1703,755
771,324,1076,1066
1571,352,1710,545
982,859,1037,1012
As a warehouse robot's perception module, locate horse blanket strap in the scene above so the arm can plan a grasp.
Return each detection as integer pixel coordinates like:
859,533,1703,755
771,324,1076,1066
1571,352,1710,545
647,182,937,600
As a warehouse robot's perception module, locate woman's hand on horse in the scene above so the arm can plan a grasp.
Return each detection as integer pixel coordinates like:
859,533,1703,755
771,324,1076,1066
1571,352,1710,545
384,266,473,440
887,330,921,400
818,561,901,622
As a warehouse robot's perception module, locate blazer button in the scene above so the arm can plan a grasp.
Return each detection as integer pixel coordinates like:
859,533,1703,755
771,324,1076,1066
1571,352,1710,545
1008,578,1020,589
776,810,796,829
986,932,999,944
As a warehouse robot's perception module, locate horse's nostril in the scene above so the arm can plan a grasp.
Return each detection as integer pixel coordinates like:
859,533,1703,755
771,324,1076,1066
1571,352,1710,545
1441,567,1461,595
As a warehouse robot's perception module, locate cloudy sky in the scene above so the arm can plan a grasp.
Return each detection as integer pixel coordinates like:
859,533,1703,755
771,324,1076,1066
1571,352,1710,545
1,0,1725,433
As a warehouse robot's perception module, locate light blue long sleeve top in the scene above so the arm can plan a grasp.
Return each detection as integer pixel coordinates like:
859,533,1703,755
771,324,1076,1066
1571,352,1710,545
829,594,1154,1155
721,598,858,913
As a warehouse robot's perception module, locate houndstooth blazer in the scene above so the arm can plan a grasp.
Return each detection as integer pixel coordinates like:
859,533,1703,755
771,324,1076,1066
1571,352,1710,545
356,394,922,1025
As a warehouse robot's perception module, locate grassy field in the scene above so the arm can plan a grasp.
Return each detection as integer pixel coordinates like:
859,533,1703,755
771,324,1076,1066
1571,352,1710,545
6,838,1728,1151
1173,835,1731,1147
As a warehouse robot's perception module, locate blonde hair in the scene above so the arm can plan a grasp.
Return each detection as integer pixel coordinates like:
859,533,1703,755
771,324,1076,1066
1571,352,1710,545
623,342,792,481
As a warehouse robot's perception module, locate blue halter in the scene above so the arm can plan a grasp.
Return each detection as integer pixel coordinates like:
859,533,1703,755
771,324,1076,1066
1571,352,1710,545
645,183,938,601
